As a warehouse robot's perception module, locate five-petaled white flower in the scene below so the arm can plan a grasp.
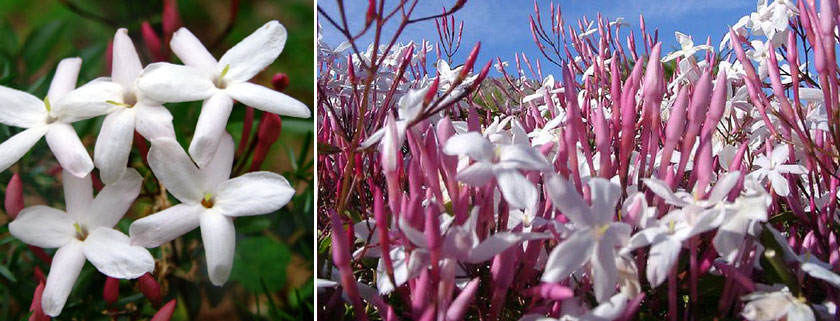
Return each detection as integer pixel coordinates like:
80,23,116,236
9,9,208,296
662,31,712,62
136,20,311,167
749,144,806,197
741,285,814,321
128,134,296,285
94,28,177,185
9,169,153,316
0,58,121,177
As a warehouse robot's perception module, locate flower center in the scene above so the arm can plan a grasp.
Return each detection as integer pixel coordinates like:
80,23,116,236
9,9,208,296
595,224,610,239
214,64,231,89
201,193,215,208
73,223,88,241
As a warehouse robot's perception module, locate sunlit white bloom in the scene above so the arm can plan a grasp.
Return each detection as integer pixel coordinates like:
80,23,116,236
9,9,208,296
9,169,152,316
94,28,177,184
437,60,477,92
520,292,630,321
741,285,814,321
746,40,771,80
0,58,121,177
749,0,798,46
359,87,428,171
662,32,712,62
542,176,631,302
749,144,806,196
136,21,310,167
713,178,770,263
128,134,296,285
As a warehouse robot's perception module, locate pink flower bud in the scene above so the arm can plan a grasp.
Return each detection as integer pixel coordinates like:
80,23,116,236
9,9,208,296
150,299,176,321
103,277,119,305
162,0,181,39
272,73,290,91
365,0,376,26
29,281,49,321
424,77,439,105
460,42,481,79
250,113,283,171
138,273,162,307
5,172,23,219
141,21,166,62
446,278,479,320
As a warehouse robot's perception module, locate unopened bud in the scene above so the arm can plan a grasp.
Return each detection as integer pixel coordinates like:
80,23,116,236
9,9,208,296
162,0,182,38
424,77,439,105
5,172,23,219
251,113,283,171
460,42,481,79
141,21,166,62
138,273,162,307
272,73,290,91
103,277,119,305
29,282,49,321
365,0,376,26
151,299,176,321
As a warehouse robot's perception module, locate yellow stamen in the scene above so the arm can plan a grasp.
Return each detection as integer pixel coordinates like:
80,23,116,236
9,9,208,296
44,97,51,112
106,100,131,108
220,64,231,79
201,193,215,208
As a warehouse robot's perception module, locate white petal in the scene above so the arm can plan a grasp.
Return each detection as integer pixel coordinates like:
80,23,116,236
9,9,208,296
111,29,143,89
545,175,593,226
129,204,203,247
802,261,840,288
442,132,494,162
94,108,136,185
200,210,236,286
541,230,595,282
713,219,749,263
219,21,287,82
588,177,621,223
646,237,681,287
0,85,46,128
9,205,74,248
188,93,233,167
592,236,618,302
643,178,689,207
170,27,218,72
495,168,538,209
86,168,142,229
199,132,234,189
52,79,123,123
587,293,629,320
226,82,310,118
41,241,85,317
498,144,551,171
0,126,48,172
62,169,92,222
136,63,216,103
47,58,81,103
455,162,494,186
768,171,790,196
214,172,295,217
707,171,741,203
82,227,154,278
134,103,176,140
147,137,202,203
465,232,550,263
46,123,93,177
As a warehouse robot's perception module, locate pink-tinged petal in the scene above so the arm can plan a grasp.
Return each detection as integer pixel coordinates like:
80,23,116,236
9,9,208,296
545,175,593,226
591,235,618,302
41,241,85,317
643,178,689,207
541,230,595,282
129,204,203,247
188,93,233,167
646,237,681,287
47,58,81,103
0,126,48,173
465,232,551,263
622,227,665,254
61,170,92,223
199,210,235,286
169,28,217,72
0,85,45,128
111,28,143,89
398,217,428,248
94,108,136,185
776,164,807,175
87,169,142,229
147,137,202,203
770,144,789,165
214,172,295,217
455,162,494,186
199,132,234,189
443,132,494,162
498,144,551,171
136,63,216,103
218,21,287,82
768,171,790,196
9,205,74,248
588,177,621,223
226,82,310,118
134,103,176,140
707,171,741,203
82,227,154,278
45,123,93,177
494,168,538,210
52,79,123,123
713,219,750,263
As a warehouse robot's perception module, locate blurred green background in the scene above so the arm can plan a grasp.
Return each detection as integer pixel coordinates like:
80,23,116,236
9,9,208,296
0,0,314,320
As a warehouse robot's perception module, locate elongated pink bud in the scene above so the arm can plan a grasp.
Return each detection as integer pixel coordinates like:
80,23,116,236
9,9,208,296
365,0,376,26
29,281,49,321
446,278,480,320
460,42,481,79
425,77,439,105
251,113,283,171
162,0,181,39
527,283,574,301
150,299,176,321
471,60,493,89
141,21,166,61
103,277,119,305
138,273,162,307
5,172,23,219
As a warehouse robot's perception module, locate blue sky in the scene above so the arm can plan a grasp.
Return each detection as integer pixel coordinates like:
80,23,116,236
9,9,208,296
318,0,755,75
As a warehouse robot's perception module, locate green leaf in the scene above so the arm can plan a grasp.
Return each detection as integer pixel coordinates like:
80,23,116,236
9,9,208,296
21,20,65,75
230,236,291,292
0,265,16,283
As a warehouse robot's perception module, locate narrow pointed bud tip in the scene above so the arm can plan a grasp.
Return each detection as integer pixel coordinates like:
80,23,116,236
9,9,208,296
365,0,376,26
460,42,481,78
150,300,177,321
271,73,290,91
5,172,23,219
161,0,182,38
424,77,440,105
141,21,165,61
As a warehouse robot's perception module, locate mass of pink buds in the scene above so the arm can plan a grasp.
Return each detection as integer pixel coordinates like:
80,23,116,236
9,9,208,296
318,0,840,319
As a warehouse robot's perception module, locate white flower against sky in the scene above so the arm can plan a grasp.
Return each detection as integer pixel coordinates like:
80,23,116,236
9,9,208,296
662,31,712,63
136,20,310,167
9,169,152,316
359,87,428,171
94,28,177,185
542,176,632,303
128,134,296,285
0,57,121,177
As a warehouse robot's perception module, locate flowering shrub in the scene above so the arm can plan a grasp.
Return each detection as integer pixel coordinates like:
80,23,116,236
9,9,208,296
317,0,840,320
0,1,313,320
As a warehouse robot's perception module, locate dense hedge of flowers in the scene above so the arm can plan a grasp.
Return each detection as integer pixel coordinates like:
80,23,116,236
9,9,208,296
317,0,840,320
0,2,311,319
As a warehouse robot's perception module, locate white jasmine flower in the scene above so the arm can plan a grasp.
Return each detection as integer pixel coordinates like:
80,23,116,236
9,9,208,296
741,285,814,321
